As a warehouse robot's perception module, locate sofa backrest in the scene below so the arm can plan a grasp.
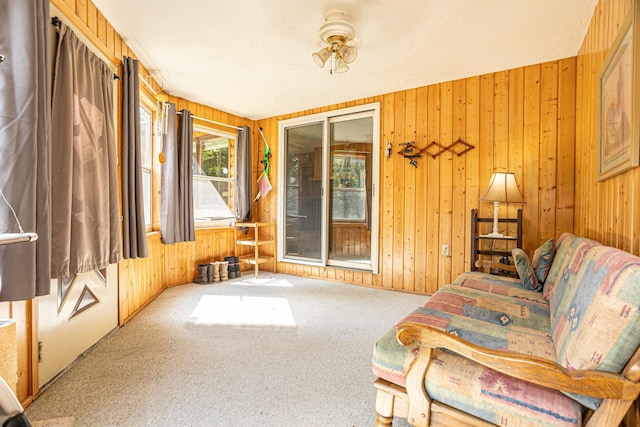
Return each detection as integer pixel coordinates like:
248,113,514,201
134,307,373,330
550,242,640,378
544,233,598,306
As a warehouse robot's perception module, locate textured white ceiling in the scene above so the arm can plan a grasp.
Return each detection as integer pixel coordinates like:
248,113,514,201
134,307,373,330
92,0,597,120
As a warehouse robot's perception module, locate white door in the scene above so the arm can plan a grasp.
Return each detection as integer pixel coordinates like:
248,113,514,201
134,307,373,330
37,265,118,386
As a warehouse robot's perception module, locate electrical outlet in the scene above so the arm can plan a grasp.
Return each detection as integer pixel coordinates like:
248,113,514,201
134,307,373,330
441,244,450,256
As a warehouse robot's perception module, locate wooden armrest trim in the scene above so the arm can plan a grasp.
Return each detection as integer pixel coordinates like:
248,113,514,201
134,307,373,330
397,322,640,400
474,259,517,273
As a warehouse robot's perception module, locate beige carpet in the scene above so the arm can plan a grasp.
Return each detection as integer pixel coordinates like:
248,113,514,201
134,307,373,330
31,417,74,427
26,274,426,426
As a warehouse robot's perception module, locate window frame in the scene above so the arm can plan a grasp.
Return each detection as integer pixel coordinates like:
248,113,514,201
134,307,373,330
192,124,236,228
139,92,156,232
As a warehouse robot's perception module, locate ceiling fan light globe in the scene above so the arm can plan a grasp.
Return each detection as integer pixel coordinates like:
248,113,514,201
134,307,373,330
341,45,358,64
312,48,331,67
334,58,350,74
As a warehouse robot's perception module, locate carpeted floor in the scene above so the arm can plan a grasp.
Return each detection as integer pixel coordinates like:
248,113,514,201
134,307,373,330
27,274,427,426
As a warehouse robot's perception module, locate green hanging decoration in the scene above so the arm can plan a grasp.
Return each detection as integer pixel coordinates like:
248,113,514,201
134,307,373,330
254,127,273,201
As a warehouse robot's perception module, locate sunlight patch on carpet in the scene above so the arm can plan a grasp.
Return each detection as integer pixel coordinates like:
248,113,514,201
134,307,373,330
190,295,296,327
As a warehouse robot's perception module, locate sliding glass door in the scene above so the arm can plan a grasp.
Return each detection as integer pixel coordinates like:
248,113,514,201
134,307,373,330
282,122,324,263
279,104,379,272
328,114,373,269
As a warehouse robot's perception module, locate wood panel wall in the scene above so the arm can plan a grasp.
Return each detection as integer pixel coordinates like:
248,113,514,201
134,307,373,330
575,0,640,256
118,228,236,323
575,1,640,420
331,224,371,259
0,302,35,407
256,58,576,294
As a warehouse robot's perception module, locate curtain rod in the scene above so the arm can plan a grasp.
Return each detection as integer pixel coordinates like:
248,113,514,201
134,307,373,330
176,111,242,131
51,16,120,80
0,233,38,246
138,74,157,95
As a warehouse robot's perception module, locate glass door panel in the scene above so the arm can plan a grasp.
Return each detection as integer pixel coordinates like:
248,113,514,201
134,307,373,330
328,116,373,268
278,103,380,272
283,123,323,262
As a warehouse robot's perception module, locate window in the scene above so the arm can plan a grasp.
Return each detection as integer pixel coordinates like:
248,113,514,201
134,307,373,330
286,154,302,217
331,153,367,221
192,127,235,224
139,104,153,228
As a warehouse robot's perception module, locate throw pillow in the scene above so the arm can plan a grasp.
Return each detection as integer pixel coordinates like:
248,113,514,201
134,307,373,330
512,248,541,291
531,238,555,283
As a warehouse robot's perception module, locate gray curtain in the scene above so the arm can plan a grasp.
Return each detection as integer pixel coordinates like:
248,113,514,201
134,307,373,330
0,0,51,300
160,103,179,243
50,23,121,278
160,106,194,244
121,56,148,258
235,126,252,223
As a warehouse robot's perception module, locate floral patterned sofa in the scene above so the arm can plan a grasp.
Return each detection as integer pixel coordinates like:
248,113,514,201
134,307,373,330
372,233,640,427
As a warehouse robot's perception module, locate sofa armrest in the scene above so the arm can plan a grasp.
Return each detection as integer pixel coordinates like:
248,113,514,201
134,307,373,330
397,321,640,400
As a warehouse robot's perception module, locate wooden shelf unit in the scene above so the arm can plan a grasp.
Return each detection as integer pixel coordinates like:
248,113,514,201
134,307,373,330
470,208,522,275
235,222,275,278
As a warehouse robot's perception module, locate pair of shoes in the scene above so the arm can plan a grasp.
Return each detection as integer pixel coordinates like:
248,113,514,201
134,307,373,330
224,256,241,278
207,262,221,283
194,264,208,284
196,260,235,284
219,261,229,281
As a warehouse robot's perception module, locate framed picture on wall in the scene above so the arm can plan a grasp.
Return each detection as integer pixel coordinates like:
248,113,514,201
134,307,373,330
598,1,640,181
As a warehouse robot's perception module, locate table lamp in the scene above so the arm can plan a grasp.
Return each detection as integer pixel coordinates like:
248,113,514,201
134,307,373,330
479,172,524,237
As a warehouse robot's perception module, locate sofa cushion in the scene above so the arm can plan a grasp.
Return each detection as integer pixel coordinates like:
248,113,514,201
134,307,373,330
452,271,523,290
402,285,554,357
372,284,553,388
452,271,549,303
512,248,541,291
532,238,555,283
372,327,418,388
550,244,640,408
544,233,598,303
425,349,582,427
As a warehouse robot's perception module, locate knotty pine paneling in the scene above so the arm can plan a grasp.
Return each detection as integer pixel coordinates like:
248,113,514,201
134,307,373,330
575,0,640,255
0,301,36,407
331,224,371,259
119,228,237,324
256,58,576,294
118,234,164,324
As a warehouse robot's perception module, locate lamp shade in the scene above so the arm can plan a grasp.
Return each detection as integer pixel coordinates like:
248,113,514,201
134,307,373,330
479,172,525,203
339,45,358,64
312,48,331,67
333,57,350,74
